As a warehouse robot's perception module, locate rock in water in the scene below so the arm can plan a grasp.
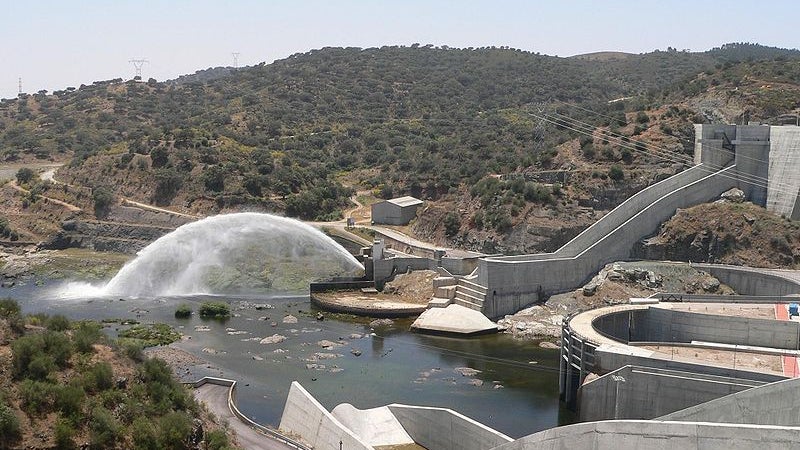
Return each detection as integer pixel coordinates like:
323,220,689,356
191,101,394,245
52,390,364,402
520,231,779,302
283,315,298,324
259,334,286,345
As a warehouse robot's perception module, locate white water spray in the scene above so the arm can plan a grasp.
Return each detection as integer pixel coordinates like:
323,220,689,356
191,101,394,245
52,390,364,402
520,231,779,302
80,213,363,297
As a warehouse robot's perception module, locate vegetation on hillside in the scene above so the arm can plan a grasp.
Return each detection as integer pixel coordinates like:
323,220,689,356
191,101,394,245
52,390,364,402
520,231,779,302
0,43,798,248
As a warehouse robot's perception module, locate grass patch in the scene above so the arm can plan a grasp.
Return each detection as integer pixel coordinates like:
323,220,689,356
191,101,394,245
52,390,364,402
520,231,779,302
199,301,231,319
119,323,181,347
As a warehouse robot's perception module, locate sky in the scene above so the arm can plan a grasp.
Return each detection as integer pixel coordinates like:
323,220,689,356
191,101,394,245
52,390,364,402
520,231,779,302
1,0,798,99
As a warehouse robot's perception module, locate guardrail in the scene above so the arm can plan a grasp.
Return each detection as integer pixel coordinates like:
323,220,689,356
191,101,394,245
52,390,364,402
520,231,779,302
190,377,311,450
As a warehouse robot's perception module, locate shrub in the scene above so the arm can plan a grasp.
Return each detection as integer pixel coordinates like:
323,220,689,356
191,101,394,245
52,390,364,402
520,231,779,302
0,298,20,318
47,315,71,331
174,304,192,319
131,417,159,450
53,384,85,421
89,407,121,450
73,322,102,353
0,403,21,446
157,411,192,450
199,302,230,319
205,429,232,450
19,380,53,415
54,418,76,450
83,362,114,392
12,332,72,379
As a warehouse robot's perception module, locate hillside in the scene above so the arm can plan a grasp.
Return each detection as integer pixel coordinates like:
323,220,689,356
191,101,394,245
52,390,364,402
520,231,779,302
1,43,799,253
0,300,238,449
637,201,800,269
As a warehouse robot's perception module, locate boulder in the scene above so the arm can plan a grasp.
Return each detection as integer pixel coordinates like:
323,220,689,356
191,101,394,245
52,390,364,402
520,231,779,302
720,188,745,203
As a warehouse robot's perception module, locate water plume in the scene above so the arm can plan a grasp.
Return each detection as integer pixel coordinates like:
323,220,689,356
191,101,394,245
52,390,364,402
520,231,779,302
97,213,363,297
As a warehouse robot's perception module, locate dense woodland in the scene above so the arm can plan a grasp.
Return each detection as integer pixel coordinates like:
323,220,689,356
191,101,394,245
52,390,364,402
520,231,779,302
1,43,799,228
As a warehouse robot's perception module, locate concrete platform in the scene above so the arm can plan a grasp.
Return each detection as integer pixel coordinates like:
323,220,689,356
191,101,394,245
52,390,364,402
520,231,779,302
410,304,499,336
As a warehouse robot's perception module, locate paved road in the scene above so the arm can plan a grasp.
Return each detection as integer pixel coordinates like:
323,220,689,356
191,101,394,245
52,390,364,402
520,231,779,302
193,384,296,450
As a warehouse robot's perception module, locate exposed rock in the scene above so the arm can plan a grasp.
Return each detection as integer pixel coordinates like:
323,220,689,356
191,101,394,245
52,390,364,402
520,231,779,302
349,333,364,339
582,280,599,296
259,334,286,345
317,340,343,349
369,318,394,328
252,355,264,361
720,188,745,203
282,315,298,324
468,379,484,387
454,367,481,377
539,341,559,349
350,349,362,357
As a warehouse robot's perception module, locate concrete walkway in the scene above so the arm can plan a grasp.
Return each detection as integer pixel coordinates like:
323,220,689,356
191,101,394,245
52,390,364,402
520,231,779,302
193,384,296,450
774,303,800,377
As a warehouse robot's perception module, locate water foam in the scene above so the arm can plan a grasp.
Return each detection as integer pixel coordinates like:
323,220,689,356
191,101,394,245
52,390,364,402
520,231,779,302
91,213,363,297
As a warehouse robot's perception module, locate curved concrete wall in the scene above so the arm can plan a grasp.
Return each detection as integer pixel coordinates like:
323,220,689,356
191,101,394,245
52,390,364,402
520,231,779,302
661,376,800,426
489,420,800,450
592,307,800,350
478,165,738,317
387,404,513,450
692,263,800,296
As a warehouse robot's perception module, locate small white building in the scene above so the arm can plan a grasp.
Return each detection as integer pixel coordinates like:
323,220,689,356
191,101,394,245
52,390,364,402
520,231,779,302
371,196,423,225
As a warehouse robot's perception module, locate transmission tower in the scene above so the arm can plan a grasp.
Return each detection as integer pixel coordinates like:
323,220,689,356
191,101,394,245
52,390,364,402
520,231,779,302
18,77,22,94
232,52,240,68
128,58,149,79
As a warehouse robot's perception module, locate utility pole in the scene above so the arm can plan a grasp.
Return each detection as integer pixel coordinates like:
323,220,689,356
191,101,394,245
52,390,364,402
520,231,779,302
232,52,240,69
128,58,149,79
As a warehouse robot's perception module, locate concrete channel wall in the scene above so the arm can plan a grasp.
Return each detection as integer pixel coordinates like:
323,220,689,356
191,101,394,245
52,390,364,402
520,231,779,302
692,263,800,296
660,376,800,426
478,165,738,318
592,307,800,349
489,420,800,450
279,382,372,450
578,365,762,421
768,126,800,220
388,404,513,450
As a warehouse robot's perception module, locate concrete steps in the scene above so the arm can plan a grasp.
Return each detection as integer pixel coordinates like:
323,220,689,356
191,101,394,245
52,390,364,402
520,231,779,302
454,280,487,312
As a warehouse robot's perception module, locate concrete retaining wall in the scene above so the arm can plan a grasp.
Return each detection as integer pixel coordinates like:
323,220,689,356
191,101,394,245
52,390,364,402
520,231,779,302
578,365,761,421
490,420,800,450
591,307,800,350
692,263,800,296
661,376,800,426
279,382,372,450
768,126,800,219
388,404,513,450
478,165,738,318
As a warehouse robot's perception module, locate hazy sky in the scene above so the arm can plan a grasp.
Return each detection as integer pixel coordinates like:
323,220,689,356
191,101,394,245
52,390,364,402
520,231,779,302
2,0,798,99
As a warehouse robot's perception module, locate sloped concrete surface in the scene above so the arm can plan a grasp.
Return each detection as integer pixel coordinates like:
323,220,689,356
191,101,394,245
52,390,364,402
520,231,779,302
331,404,415,448
411,304,498,335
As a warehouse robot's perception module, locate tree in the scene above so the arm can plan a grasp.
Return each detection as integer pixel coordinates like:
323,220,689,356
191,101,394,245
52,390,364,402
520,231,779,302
15,167,34,185
444,212,460,236
150,147,169,168
201,166,225,192
608,165,625,181
152,168,183,206
92,186,115,219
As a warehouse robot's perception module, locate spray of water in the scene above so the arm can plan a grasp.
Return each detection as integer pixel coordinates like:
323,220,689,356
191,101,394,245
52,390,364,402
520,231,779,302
66,213,363,298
